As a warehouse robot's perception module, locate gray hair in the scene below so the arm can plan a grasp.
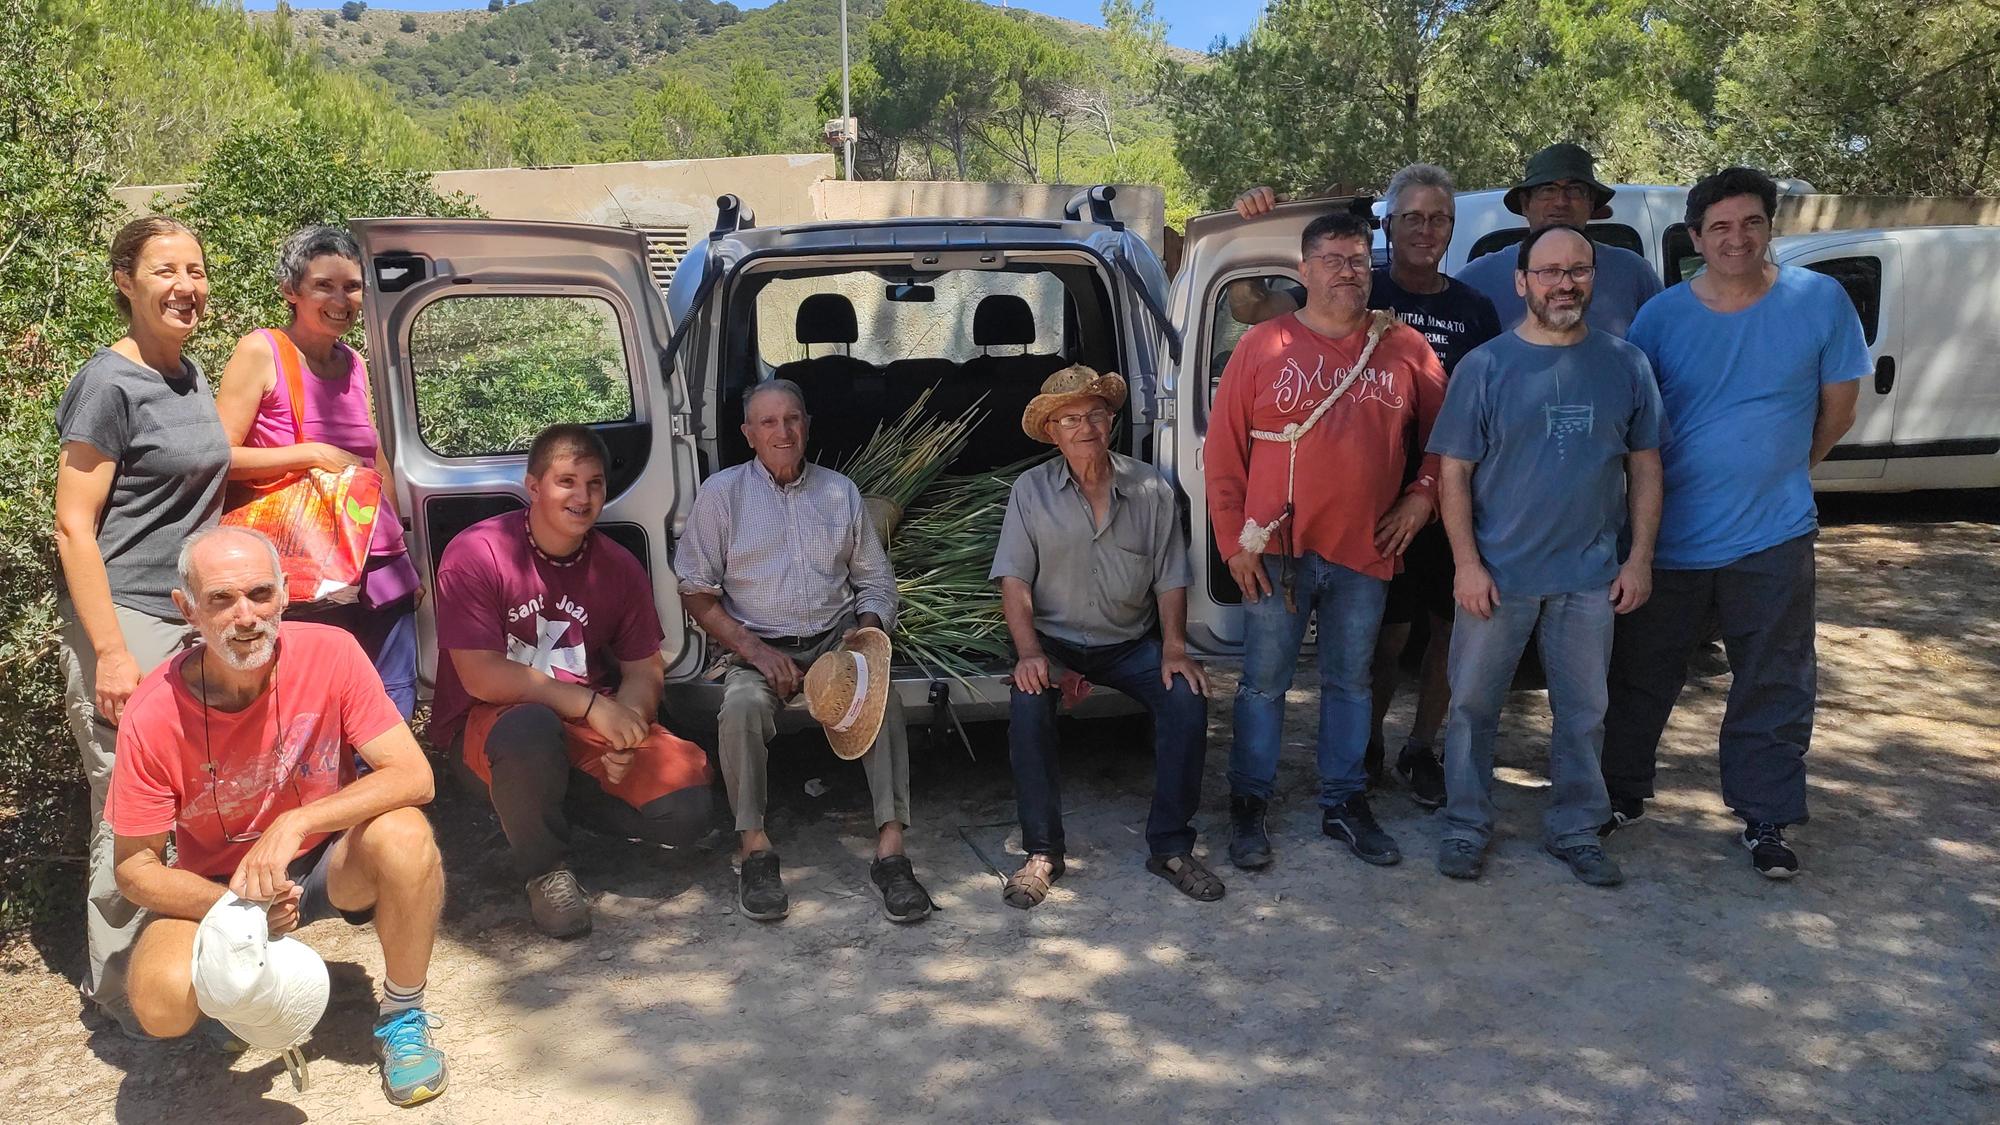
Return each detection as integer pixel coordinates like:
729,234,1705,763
1383,163,1457,216
273,224,362,294
178,527,285,600
743,378,809,416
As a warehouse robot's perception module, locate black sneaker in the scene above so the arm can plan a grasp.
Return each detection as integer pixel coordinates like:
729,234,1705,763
869,855,934,922
1544,840,1624,886
1363,740,1386,791
1741,822,1799,879
737,850,790,921
1597,796,1647,838
1436,838,1484,880
1322,795,1401,866
1227,794,1273,870
1394,743,1446,811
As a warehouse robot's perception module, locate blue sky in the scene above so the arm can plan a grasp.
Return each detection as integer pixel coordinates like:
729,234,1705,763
246,0,1255,53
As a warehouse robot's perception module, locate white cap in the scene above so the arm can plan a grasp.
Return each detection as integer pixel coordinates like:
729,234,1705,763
191,892,329,1056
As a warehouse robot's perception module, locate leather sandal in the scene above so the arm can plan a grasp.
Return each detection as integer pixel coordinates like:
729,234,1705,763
1001,854,1064,909
1146,853,1226,901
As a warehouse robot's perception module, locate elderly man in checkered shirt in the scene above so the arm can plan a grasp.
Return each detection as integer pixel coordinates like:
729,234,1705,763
673,379,932,925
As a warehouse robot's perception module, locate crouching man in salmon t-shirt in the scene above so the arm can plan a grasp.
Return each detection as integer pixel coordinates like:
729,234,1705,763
430,424,713,940
108,526,449,1108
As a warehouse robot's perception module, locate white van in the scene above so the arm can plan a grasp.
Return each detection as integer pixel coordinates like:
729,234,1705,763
1777,226,2000,492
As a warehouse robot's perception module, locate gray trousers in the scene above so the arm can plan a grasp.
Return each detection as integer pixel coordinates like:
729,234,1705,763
57,599,191,1023
717,621,911,834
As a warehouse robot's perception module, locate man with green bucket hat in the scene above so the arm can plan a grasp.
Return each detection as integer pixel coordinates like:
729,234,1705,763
1457,143,1663,337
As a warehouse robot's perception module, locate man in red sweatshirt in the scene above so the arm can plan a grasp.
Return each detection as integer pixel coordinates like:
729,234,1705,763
1207,209,1447,871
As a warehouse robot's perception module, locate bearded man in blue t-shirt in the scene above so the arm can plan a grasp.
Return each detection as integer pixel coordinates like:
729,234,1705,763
1600,167,1869,879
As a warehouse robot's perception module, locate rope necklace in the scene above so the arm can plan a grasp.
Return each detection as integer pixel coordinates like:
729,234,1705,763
1238,309,1399,610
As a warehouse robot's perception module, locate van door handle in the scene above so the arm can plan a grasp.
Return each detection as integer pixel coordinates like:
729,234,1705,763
1875,355,1896,394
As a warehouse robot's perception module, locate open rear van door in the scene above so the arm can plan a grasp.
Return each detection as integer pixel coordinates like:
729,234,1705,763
1157,198,1372,653
352,218,700,690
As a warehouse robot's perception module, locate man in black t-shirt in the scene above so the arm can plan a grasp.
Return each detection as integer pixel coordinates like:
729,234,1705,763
1226,164,1500,808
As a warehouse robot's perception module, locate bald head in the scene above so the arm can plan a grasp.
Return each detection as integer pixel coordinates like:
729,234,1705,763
178,526,283,599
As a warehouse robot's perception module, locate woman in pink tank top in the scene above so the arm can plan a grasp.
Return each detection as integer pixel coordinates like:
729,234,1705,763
216,225,420,716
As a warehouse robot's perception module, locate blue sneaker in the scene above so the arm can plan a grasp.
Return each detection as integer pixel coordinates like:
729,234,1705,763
372,1008,449,1107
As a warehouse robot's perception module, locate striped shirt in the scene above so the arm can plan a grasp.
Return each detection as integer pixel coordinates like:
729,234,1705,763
673,460,898,638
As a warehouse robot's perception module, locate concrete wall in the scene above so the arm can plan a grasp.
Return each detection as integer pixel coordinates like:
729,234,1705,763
112,157,1167,253
1780,194,2000,232
813,179,1168,253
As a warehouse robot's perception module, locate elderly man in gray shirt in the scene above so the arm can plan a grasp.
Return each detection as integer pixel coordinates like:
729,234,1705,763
674,379,930,925
990,365,1220,909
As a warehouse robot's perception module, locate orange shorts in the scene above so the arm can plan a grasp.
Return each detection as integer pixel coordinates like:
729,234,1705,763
459,702,713,809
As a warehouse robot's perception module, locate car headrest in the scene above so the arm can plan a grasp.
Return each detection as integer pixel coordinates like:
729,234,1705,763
973,294,1035,347
795,294,858,345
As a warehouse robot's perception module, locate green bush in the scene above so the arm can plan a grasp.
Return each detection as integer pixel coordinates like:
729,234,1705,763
0,18,479,931
0,0,123,933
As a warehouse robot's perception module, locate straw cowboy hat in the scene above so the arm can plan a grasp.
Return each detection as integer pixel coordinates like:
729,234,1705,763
192,891,330,1091
1503,143,1616,216
805,626,893,759
1021,364,1129,443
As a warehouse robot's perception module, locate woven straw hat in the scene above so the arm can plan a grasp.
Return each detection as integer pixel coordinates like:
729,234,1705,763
1021,364,1128,443
804,627,893,760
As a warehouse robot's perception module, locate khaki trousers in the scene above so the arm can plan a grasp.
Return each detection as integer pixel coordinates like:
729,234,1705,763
57,599,191,1025
716,618,911,834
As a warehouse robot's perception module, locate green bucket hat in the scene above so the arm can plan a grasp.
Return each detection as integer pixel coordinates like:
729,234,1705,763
1503,143,1616,215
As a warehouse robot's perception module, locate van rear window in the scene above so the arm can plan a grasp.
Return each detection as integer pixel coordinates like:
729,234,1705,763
408,294,635,457
754,271,1065,368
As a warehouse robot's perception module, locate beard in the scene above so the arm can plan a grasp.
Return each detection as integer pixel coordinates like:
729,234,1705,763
209,617,279,671
1528,289,1587,331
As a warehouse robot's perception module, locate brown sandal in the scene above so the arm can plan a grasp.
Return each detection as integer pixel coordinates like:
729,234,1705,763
1002,854,1064,909
1147,853,1226,901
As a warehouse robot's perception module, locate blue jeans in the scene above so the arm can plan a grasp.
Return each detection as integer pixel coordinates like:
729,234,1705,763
1230,552,1389,809
1009,633,1208,858
1442,586,1615,850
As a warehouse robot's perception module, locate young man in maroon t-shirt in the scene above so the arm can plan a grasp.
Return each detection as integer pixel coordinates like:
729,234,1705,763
431,425,712,939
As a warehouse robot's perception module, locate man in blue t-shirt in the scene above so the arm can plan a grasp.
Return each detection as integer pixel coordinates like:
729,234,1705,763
1601,167,1868,880
1427,226,1665,887
1456,144,1664,338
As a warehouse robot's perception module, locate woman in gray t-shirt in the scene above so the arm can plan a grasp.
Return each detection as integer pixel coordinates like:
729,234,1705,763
51,216,229,1030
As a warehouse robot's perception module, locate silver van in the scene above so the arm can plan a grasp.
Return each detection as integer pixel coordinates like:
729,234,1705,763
353,189,1226,725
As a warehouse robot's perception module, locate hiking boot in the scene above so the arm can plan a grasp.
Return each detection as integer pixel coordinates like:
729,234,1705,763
1322,795,1401,866
1227,794,1273,870
1363,739,1386,790
372,1008,449,1108
1394,743,1447,811
1741,822,1800,879
1597,796,1646,837
1545,840,1624,886
525,868,591,939
737,850,790,920
869,855,934,923
1437,837,1484,880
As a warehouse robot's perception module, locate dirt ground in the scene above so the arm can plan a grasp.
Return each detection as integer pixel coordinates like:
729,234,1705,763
4,493,1998,1124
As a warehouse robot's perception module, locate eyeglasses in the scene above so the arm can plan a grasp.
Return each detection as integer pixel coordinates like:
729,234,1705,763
1307,254,1371,276
1392,211,1454,232
1528,183,1595,204
1522,265,1597,285
199,648,302,844
1053,408,1113,432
